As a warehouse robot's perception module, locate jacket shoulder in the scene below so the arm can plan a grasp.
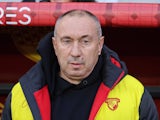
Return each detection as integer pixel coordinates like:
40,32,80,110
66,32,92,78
115,74,144,97
11,83,34,120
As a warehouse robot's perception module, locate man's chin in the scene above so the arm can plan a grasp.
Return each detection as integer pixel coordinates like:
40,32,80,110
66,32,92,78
68,73,85,79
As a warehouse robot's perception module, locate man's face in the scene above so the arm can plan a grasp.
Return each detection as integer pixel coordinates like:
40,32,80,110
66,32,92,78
52,15,104,84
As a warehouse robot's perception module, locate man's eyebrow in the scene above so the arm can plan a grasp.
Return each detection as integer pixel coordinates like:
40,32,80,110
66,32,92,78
60,35,91,40
80,35,91,39
61,36,72,40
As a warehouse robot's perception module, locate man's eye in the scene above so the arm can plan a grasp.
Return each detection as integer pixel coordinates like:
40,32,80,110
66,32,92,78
83,40,89,43
81,39,90,45
62,39,71,43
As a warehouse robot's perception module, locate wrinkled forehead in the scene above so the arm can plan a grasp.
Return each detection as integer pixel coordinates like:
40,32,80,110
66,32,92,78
56,15,98,37
56,13,96,29
54,10,101,37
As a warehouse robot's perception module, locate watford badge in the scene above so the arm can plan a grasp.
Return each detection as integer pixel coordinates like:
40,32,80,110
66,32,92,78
105,98,120,111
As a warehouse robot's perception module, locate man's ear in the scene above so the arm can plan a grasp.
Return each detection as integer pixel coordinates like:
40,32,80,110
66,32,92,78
52,37,55,47
98,36,104,55
52,37,57,55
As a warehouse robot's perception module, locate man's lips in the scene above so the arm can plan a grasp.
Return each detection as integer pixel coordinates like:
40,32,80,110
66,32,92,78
71,63,81,65
70,62,83,68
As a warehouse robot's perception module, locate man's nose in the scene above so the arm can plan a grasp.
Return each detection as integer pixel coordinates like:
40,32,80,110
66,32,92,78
70,42,81,57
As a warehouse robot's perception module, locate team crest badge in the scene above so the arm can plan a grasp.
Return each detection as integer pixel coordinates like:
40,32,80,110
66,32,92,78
105,98,120,111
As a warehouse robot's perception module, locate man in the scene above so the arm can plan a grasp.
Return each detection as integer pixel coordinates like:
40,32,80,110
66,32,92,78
2,9,159,120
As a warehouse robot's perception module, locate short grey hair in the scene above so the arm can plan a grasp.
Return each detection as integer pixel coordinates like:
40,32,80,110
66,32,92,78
54,9,102,38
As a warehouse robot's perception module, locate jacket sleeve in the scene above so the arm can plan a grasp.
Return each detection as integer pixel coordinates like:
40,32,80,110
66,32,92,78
139,88,159,120
1,93,12,120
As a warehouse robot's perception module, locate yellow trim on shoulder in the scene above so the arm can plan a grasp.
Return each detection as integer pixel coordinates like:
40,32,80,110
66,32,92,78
11,83,34,120
95,74,144,120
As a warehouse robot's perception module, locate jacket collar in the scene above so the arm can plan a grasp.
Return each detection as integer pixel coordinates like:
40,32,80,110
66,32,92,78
101,45,127,89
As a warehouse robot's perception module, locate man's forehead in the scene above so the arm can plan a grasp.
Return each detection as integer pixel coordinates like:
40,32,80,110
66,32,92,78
58,15,96,29
54,10,100,38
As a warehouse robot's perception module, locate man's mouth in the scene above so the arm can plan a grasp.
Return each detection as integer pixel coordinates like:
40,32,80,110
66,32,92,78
70,62,82,68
